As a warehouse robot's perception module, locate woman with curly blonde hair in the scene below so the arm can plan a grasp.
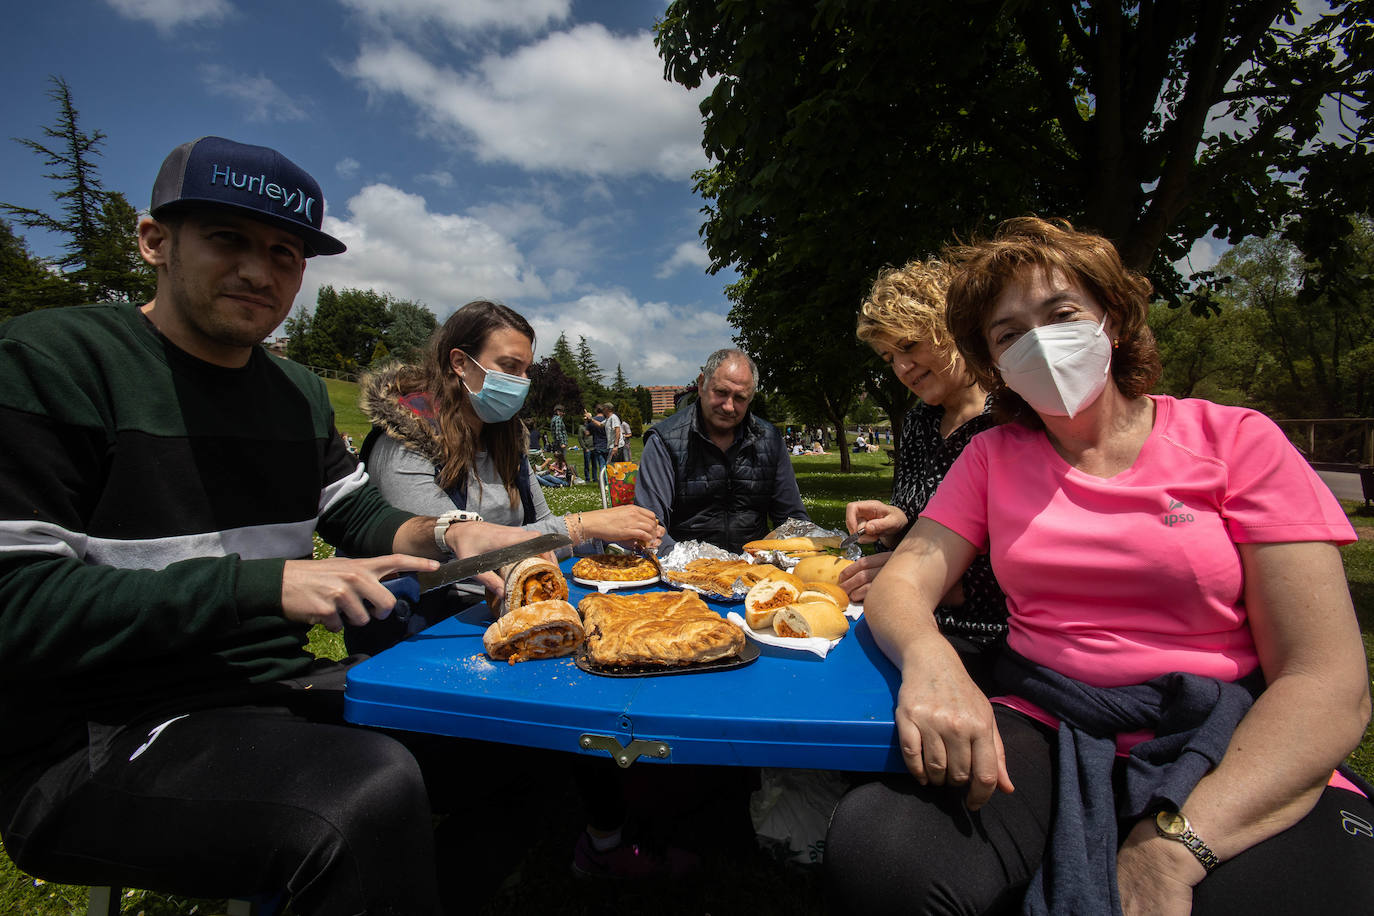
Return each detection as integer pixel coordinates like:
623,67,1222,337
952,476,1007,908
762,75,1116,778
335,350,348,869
842,258,1007,680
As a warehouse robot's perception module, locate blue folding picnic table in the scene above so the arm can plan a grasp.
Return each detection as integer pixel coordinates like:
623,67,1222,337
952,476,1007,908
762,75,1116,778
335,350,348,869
344,558,906,771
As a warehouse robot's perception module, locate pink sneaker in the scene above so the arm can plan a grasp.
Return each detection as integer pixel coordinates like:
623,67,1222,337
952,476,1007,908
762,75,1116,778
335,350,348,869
570,830,700,880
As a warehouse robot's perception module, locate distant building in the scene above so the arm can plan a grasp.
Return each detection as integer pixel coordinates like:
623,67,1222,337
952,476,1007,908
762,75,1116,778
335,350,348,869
647,385,686,414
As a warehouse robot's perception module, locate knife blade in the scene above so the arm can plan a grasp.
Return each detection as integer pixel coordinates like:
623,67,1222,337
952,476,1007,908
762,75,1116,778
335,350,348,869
414,532,571,593
839,526,866,561
605,541,659,563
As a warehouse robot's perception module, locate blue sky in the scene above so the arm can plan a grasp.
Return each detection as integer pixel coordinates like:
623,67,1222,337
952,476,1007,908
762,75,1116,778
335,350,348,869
1,0,732,386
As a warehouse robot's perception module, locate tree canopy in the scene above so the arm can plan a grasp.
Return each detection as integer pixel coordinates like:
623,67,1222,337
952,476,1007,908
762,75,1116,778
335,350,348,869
285,286,436,375
656,0,1372,455
1150,219,1374,422
526,356,584,427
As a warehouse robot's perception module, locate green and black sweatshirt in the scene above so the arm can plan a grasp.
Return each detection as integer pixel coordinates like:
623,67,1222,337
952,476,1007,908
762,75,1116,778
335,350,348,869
0,303,409,769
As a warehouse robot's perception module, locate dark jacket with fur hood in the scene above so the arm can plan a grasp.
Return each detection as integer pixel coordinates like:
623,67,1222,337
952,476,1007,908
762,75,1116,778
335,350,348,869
358,364,445,466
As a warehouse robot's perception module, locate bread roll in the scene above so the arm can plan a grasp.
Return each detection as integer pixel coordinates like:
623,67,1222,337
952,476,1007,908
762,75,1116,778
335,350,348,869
772,602,849,641
793,555,853,585
483,599,584,663
501,557,568,617
798,582,850,608
742,536,843,556
744,575,803,630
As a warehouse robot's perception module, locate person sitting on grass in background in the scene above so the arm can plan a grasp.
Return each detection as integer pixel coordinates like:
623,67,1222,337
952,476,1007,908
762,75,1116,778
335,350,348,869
536,448,573,487
0,136,550,916
825,216,1374,915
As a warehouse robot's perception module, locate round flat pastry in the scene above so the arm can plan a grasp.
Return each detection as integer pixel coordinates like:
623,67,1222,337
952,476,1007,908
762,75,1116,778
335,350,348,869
571,553,659,584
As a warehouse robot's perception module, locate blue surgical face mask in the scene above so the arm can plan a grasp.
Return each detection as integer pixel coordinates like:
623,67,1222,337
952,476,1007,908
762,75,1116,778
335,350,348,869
461,352,530,423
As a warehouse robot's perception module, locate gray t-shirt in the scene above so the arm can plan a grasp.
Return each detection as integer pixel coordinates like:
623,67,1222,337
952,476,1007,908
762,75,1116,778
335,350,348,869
364,436,567,539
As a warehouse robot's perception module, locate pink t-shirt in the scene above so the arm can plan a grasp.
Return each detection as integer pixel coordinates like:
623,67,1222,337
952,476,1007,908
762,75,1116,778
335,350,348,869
923,395,1355,689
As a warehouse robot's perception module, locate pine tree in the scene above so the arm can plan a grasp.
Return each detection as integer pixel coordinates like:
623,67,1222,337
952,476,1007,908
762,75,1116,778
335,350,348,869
1,76,116,301
577,336,604,401
611,363,631,399
85,192,156,303
550,332,579,381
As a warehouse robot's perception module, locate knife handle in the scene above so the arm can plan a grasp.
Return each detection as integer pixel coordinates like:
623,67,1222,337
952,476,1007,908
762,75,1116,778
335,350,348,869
376,573,420,622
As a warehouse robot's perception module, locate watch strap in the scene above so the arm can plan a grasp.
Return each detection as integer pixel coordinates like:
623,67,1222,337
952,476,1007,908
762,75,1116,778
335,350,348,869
434,509,484,554
1155,809,1219,871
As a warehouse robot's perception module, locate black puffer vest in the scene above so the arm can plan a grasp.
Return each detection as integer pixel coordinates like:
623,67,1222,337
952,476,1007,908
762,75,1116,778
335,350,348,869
646,405,785,553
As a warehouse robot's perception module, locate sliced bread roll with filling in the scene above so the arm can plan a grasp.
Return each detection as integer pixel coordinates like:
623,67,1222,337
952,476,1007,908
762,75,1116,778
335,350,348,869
772,601,850,641
501,556,568,617
744,575,804,630
483,599,584,663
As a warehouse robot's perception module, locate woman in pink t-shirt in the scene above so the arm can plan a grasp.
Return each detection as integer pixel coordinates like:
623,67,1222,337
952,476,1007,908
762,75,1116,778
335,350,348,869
825,218,1373,915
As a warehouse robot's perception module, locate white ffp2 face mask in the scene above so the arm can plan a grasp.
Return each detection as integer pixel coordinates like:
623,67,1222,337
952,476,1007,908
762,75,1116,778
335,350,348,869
996,317,1111,418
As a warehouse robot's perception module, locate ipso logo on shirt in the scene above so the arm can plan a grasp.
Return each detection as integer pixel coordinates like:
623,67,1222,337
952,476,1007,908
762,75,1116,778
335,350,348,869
1162,498,1195,527
209,163,315,220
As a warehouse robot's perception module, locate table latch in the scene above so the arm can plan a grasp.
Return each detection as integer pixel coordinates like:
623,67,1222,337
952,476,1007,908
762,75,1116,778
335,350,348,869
579,733,671,768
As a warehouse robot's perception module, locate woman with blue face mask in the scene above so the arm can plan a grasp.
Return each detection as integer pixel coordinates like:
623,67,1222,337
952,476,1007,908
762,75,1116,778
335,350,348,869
350,299,662,655
353,299,688,881
825,218,1373,915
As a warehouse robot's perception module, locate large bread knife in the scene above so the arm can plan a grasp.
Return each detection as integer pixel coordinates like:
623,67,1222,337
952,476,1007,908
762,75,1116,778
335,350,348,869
413,531,571,594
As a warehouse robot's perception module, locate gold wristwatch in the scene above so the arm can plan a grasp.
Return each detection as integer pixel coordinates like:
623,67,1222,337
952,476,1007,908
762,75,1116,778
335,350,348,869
433,509,484,554
1154,809,1218,871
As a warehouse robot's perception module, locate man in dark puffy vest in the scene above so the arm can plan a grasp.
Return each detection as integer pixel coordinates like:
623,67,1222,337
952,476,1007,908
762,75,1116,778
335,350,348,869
636,348,808,553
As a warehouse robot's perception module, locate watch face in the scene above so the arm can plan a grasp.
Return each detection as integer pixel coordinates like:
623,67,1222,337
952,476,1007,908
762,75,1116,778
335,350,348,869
1156,810,1186,836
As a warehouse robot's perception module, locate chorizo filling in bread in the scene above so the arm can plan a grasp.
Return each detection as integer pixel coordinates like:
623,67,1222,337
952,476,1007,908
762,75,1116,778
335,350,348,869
501,627,583,664
523,571,560,605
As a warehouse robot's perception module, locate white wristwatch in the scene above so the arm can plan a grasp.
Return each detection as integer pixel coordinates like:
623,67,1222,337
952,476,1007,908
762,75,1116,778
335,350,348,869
434,509,484,554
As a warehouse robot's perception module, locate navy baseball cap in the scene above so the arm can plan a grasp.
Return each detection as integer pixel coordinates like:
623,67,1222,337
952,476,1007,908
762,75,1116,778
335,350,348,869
150,136,346,257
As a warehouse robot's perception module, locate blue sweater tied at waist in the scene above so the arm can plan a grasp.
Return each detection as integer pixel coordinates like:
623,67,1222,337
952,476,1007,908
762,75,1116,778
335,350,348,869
993,648,1264,916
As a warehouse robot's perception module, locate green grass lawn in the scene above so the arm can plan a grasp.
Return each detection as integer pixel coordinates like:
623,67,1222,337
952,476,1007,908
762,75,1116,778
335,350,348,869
4,400,1371,914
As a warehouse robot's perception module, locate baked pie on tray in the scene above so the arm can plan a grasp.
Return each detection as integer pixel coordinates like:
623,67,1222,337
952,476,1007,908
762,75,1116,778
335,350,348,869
575,590,753,676
570,552,660,588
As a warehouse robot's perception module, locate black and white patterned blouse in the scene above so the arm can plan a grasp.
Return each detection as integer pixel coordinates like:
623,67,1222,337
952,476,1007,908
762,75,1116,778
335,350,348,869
891,399,1008,645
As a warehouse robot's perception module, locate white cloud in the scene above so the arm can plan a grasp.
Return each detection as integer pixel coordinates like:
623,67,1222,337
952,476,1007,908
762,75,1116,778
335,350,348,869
336,0,570,36
524,291,734,386
336,157,361,179
464,188,614,278
655,239,711,278
199,65,308,122
302,183,549,318
105,0,231,32
417,169,455,188
1178,234,1228,276
345,24,711,179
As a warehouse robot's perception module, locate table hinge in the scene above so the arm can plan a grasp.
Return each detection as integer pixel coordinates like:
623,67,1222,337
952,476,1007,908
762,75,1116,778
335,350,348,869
578,733,671,768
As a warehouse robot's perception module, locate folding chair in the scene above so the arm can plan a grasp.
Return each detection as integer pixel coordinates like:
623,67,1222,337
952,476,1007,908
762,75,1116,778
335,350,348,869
598,461,638,509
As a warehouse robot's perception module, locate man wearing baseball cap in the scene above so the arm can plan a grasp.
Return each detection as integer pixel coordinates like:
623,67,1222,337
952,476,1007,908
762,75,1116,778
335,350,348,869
0,137,540,913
